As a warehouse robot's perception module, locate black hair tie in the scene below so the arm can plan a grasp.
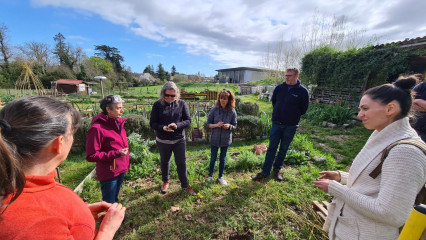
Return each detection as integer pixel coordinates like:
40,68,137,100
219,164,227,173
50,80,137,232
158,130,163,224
0,119,12,133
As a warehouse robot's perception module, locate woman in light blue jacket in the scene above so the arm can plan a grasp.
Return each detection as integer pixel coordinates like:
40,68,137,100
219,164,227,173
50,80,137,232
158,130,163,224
207,89,237,186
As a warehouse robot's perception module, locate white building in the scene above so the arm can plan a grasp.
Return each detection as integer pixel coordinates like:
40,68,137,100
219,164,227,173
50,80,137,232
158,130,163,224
216,67,271,83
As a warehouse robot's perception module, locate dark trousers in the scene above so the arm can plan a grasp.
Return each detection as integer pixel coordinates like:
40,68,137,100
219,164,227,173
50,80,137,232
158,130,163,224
262,123,298,176
156,139,189,188
100,172,125,203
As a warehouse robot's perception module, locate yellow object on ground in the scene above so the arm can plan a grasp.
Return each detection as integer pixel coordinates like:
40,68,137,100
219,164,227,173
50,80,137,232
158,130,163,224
399,204,426,240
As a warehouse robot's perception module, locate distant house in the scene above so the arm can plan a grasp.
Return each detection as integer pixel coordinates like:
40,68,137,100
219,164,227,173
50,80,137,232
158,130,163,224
216,67,270,83
54,79,88,95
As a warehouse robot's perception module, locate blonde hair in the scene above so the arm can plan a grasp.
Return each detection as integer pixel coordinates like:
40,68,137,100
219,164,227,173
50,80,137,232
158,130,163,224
160,81,180,105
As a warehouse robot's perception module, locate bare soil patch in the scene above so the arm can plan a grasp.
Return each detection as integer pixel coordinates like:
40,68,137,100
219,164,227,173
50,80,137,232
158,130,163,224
317,143,344,161
324,135,348,145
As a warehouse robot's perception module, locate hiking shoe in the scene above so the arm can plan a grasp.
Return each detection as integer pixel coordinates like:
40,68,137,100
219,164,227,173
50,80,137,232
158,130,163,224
274,169,283,181
207,176,213,183
218,177,228,186
252,172,266,181
185,187,197,196
161,180,169,194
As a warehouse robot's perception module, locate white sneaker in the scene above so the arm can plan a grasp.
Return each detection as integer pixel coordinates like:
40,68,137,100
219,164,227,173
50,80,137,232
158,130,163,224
207,176,213,183
218,177,228,186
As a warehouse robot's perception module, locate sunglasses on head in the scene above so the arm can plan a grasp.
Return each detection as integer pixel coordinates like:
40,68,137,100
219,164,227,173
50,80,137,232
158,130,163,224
165,94,176,98
222,89,231,94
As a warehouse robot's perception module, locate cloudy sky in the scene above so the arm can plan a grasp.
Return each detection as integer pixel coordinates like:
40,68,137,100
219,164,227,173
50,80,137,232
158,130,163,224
1,0,425,76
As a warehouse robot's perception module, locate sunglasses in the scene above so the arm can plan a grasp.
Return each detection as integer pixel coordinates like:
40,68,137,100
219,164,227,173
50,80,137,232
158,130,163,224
222,89,231,94
164,94,176,98
285,74,294,77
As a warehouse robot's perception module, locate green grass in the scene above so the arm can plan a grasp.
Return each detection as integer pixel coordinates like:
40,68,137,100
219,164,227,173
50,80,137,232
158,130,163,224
66,119,371,239
59,152,95,190
57,85,374,239
72,125,357,239
299,119,372,166
239,94,273,116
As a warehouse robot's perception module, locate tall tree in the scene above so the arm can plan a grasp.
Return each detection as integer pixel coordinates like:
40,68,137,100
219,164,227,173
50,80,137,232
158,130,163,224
17,41,51,73
94,45,124,73
88,56,114,74
53,33,74,70
150,65,155,75
143,65,153,74
156,63,168,81
171,65,176,76
0,23,12,70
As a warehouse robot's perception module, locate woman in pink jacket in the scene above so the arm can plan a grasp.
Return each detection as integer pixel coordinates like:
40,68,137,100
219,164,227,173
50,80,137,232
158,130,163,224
86,95,129,203
0,96,125,240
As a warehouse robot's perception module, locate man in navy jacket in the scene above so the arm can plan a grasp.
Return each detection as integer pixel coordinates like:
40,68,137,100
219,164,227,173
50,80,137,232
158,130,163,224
252,67,310,181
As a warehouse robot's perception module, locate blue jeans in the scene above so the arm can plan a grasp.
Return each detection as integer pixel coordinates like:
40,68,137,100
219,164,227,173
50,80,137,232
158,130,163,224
209,145,229,178
262,123,298,176
100,172,125,203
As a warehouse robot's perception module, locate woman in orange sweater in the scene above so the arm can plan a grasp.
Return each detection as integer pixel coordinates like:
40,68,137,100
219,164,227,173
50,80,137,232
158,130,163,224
0,96,125,240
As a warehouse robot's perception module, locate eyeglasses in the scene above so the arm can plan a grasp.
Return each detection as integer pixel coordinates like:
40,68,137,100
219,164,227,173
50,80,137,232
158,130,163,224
222,89,231,94
164,94,176,98
285,75,294,77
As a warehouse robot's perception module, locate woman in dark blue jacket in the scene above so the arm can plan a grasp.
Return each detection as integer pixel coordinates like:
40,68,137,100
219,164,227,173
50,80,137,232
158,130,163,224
150,81,196,195
207,89,237,186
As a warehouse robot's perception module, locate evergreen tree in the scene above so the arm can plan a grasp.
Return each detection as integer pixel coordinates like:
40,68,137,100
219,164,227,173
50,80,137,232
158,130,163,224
94,45,124,73
156,63,169,81
53,33,74,70
171,65,176,76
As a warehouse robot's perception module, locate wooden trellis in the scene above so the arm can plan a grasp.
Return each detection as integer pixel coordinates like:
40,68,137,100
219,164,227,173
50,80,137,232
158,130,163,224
15,61,46,97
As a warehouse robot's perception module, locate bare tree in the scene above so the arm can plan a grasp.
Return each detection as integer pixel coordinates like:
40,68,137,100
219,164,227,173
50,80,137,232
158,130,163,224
0,23,12,69
16,41,52,72
260,10,380,75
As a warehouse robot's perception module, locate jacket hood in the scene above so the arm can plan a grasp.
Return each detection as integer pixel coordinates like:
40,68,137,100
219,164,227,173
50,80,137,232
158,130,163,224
91,112,126,126
91,112,108,125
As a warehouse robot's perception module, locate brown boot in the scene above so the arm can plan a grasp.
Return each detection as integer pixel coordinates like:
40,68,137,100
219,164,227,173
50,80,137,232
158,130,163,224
274,169,283,181
252,172,266,181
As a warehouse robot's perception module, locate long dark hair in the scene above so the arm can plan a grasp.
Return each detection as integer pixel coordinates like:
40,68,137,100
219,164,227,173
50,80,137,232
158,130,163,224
364,76,417,120
0,96,81,214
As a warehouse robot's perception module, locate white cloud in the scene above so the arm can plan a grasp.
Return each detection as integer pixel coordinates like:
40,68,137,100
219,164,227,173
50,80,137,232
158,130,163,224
145,53,164,59
32,0,426,68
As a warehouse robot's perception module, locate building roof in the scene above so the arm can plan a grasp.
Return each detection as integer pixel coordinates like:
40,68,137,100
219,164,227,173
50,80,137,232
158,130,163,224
374,36,426,49
216,66,271,72
55,79,86,85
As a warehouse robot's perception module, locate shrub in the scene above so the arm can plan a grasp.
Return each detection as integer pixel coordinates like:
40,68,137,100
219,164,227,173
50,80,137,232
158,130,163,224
124,114,156,140
203,115,269,141
126,132,159,180
232,151,263,171
285,150,309,165
0,94,15,103
234,115,267,140
304,103,356,125
127,133,156,164
74,114,157,151
73,117,92,151
237,102,259,116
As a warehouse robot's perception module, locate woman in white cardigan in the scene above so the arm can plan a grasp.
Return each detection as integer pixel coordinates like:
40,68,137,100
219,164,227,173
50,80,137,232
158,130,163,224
314,76,426,240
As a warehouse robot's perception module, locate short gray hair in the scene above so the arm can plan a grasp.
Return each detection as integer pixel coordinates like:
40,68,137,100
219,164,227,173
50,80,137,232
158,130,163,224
286,67,299,75
100,95,125,114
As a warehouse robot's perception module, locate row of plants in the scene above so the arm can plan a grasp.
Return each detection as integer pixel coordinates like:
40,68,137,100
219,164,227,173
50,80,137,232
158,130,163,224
304,102,358,125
